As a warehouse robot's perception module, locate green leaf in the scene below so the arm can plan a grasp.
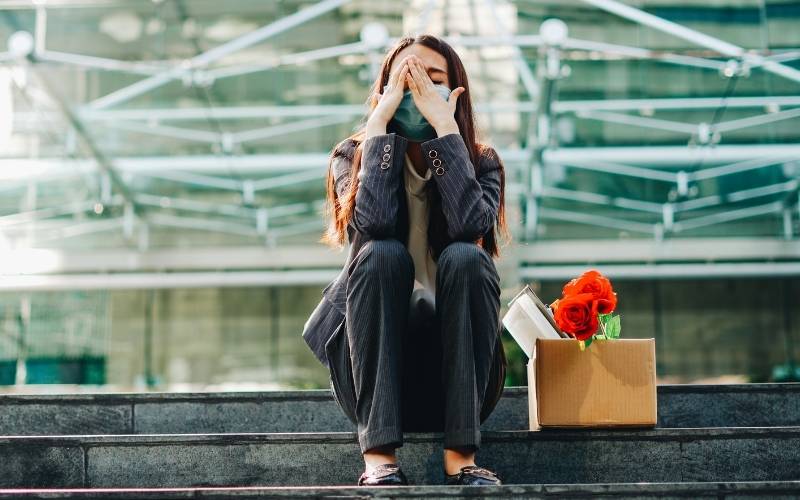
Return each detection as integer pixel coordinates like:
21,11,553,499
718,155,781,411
606,315,621,339
584,336,593,348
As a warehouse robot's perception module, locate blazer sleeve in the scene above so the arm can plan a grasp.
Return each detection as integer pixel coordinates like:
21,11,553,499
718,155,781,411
342,132,409,238
419,132,502,241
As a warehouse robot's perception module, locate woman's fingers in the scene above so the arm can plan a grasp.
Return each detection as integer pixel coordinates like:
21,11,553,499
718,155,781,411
412,58,435,93
381,63,406,101
395,57,413,84
406,58,421,93
407,71,418,95
408,58,428,94
448,87,465,112
387,59,411,97
397,63,409,91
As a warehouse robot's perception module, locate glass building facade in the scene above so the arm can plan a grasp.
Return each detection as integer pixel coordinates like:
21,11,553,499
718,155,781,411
0,0,798,391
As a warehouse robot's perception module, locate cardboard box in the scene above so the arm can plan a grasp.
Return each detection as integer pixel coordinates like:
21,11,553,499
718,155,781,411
527,337,657,430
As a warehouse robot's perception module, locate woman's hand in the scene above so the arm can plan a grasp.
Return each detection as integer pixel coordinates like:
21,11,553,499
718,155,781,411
405,55,465,133
368,56,413,126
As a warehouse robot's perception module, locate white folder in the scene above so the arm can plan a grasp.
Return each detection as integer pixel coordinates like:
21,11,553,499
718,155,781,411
501,284,568,358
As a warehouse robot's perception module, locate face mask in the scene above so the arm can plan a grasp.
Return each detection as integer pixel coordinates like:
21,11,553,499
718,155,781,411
384,83,452,142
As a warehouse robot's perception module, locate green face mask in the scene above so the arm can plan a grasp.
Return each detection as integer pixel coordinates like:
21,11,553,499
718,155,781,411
384,83,452,142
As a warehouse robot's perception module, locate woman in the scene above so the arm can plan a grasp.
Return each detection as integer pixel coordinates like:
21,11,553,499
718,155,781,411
302,34,511,487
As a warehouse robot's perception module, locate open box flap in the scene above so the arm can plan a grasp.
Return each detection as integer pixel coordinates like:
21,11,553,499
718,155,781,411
526,342,541,431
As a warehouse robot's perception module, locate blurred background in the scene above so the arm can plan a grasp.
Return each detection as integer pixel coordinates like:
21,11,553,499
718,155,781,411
0,0,798,393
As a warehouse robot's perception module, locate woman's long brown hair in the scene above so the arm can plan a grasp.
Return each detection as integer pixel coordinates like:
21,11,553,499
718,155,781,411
318,34,511,259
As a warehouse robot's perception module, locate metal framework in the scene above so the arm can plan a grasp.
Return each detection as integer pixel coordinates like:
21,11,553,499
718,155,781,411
0,0,798,289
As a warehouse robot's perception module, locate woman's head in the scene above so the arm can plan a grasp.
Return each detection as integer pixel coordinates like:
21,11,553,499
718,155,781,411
320,34,510,258
373,35,474,146
390,43,451,90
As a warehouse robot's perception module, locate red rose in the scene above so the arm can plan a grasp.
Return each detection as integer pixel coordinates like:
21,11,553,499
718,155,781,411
552,293,599,341
562,269,617,314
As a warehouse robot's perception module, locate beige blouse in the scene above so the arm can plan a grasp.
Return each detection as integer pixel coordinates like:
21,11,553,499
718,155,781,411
403,152,437,309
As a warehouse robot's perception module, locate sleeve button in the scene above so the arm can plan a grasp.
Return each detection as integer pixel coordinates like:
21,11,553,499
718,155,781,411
432,158,442,167
428,149,438,158
383,144,391,152
380,162,390,169
382,153,391,161
435,166,445,175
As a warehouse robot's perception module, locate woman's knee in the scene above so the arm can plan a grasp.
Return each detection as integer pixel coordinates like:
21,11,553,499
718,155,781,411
354,238,414,277
438,241,494,276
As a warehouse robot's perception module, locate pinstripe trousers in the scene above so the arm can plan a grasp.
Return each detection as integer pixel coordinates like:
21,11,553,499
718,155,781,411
335,237,503,454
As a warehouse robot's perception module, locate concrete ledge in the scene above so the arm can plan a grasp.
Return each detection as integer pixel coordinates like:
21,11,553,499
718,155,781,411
2,481,800,499
1,427,799,487
1,383,798,435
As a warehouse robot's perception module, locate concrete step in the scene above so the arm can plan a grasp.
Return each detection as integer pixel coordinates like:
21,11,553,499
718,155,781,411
1,383,798,435
2,481,800,499
2,427,799,488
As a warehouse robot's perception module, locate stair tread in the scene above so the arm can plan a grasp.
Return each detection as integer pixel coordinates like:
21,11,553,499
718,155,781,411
3,425,800,445
2,481,800,498
2,383,799,436
2,383,799,402
3,425,799,487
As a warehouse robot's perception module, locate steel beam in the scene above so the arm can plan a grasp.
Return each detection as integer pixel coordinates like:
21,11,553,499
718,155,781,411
231,115,353,144
76,100,538,122
576,110,698,134
539,206,656,235
30,218,124,244
0,237,794,276
517,236,800,264
520,262,800,280
25,66,143,237
542,186,663,214
14,96,784,122
673,201,784,232
0,197,123,227
484,0,540,101
580,0,800,84
36,50,167,75
105,121,221,144
0,270,340,291
87,0,352,109
561,37,724,70
554,96,800,113
207,41,369,80
558,159,678,182
675,180,798,212
4,143,800,182
713,107,800,134
544,144,800,166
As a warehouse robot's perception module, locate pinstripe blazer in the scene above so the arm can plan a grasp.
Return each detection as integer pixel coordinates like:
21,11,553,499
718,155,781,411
302,131,502,369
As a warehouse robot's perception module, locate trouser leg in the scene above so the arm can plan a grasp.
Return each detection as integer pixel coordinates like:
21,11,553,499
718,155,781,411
435,241,502,451
401,289,445,433
345,238,414,454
